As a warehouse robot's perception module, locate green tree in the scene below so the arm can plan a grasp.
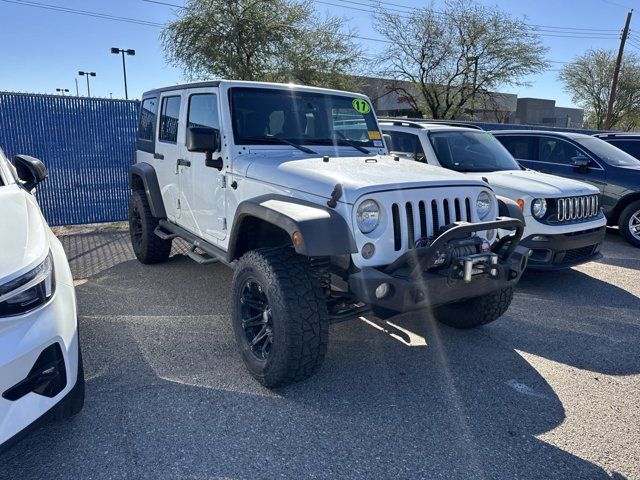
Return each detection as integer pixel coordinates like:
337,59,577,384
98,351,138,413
559,49,640,130
161,0,362,89
373,0,548,119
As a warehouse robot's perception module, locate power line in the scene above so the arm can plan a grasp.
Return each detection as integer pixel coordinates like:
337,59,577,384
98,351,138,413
1,0,164,27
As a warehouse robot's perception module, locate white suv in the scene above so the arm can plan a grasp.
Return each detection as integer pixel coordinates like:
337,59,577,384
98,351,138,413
0,149,84,452
381,120,607,270
129,81,530,387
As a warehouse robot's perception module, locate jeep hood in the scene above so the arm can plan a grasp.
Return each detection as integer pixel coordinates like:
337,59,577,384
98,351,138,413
0,185,49,284
463,170,599,197
243,153,486,204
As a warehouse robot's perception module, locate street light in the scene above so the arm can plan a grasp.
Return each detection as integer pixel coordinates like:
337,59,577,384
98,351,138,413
78,71,96,98
56,88,70,96
111,47,135,100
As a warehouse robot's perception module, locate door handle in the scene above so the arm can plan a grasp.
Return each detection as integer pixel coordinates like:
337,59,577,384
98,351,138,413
177,158,191,167
153,152,164,160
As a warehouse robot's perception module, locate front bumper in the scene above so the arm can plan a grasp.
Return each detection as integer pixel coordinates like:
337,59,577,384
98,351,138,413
349,217,529,314
521,226,606,270
0,274,79,450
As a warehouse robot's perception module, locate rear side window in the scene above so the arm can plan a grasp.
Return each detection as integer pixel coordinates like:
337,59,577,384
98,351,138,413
138,97,157,141
159,96,181,143
187,93,220,130
497,136,536,160
386,131,426,162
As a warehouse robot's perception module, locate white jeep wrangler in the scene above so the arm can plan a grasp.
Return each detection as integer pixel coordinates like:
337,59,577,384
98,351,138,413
380,120,607,270
128,81,529,387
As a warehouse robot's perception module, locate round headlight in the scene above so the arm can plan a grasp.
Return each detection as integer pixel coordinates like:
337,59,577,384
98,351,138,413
532,198,548,218
476,191,493,220
356,199,381,233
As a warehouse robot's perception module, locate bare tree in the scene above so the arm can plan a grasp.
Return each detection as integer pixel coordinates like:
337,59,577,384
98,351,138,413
161,0,362,88
373,0,548,119
560,49,640,130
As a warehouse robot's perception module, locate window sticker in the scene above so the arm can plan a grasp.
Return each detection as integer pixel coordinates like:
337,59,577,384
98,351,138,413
368,130,381,140
352,98,371,114
373,140,383,147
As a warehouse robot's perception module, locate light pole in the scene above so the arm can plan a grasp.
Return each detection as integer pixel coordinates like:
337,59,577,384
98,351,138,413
56,88,70,96
78,71,96,97
111,47,135,100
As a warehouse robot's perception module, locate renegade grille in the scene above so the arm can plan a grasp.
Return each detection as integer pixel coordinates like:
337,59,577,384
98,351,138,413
555,195,599,222
563,244,597,262
391,197,474,251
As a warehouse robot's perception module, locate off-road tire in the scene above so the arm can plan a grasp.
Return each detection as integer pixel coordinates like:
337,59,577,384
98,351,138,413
433,287,514,329
231,247,329,388
618,200,640,248
53,347,85,420
128,190,172,264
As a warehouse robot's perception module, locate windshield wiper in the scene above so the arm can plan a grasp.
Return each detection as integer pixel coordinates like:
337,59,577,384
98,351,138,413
241,136,317,154
310,135,371,154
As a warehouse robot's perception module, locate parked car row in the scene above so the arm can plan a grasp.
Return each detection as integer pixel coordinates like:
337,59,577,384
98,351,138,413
2,80,638,452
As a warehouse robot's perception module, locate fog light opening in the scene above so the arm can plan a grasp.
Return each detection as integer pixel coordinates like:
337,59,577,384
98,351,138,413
361,242,375,259
375,282,392,300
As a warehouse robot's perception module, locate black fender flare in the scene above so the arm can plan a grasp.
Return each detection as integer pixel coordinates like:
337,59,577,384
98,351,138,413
228,195,358,259
129,162,166,218
497,195,525,223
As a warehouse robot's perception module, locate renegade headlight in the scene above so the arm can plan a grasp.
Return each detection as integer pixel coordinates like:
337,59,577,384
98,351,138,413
476,191,493,220
0,252,55,316
356,199,381,234
531,198,548,218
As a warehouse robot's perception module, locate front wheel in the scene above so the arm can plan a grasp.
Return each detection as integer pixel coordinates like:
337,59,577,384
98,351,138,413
433,287,514,329
619,200,640,247
231,248,329,388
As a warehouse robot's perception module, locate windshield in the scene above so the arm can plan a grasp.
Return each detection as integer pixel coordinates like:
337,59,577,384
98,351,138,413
574,137,640,167
230,87,382,149
428,130,521,172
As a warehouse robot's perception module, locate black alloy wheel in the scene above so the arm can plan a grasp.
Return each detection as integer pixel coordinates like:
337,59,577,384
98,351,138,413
239,279,274,361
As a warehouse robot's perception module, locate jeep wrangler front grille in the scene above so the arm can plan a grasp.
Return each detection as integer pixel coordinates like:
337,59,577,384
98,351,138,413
555,195,599,222
391,197,473,251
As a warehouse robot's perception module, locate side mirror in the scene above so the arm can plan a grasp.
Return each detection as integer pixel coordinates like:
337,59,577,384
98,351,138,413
13,155,48,191
571,156,590,173
186,127,223,170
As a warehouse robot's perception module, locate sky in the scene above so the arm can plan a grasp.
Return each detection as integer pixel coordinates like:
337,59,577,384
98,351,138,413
0,0,637,107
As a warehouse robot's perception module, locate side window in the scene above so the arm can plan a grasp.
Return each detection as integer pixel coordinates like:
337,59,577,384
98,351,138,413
609,139,640,160
538,138,582,165
138,97,157,141
159,96,181,143
386,131,426,162
187,93,220,130
498,136,535,160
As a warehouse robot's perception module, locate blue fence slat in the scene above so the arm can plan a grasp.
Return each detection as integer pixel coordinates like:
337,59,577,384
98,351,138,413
0,92,139,226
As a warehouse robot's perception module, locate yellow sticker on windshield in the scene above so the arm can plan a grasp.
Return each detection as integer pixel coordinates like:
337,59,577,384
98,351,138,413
368,131,381,140
352,98,371,114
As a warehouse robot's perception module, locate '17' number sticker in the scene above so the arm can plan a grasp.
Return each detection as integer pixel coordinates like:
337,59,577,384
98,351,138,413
352,98,371,114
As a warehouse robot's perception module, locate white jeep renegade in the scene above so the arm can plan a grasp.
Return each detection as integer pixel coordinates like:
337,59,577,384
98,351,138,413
380,120,607,270
129,81,529,387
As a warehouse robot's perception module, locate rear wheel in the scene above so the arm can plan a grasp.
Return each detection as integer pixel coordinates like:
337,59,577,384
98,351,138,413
433,287,514,329
128,190,172,264
619,200,640,247
231,248,329,388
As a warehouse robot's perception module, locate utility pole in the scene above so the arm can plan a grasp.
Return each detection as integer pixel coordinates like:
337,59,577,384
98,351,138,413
75,78,79,97
605,9,633,130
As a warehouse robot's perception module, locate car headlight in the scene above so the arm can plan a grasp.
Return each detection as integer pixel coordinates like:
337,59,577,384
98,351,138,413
476,191,493,220
531,198,548,218
0,252,55,316
356,199,381,233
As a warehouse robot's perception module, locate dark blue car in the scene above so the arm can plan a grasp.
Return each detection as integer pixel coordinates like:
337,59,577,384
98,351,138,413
492,130,640,247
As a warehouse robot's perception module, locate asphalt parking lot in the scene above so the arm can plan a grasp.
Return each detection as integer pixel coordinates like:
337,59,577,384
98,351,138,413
1,226,638,480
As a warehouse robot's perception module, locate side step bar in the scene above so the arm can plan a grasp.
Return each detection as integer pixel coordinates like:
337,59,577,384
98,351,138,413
155,220,233,267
